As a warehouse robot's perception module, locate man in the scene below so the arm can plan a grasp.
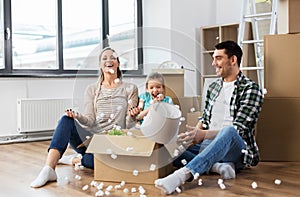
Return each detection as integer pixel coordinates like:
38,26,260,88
155,40,264,194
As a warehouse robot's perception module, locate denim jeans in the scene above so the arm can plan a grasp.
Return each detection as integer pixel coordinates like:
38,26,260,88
175,126,246,175
49,115,94,169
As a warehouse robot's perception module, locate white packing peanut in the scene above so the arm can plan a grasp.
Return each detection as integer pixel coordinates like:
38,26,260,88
114,78,120,84
198,179,203,186
111,154,118,160
95,190,104,197
149,164,156,171
104,190,110,196
131,187,137,193
108,68,114,74
190,107,196,112
120,181,126,186
133,170,139,176
106,185,113,191
79,165,85,170
123,188,129,193
181,159,187,165
219,183,226,190
173,149,179,157
218,178,223,185
114,185,121,189
194,173,200,180
82,184,89,191
251,181,258,189
179,117,186,122
274,179,282,185
175,187,182,193
126,147,133,152
75,175,81,180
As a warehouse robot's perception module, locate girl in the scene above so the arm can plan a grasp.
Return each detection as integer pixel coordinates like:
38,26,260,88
136,72,173,123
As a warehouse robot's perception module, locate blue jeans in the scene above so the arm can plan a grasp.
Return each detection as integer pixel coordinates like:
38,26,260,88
49,115,94,169
175,126,246,175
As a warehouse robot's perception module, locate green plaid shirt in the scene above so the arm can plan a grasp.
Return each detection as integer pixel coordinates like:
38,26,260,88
201,71,263,167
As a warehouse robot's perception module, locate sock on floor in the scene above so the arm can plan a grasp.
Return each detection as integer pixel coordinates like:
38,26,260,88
58,153,82,165
154,167,191,194
211,162,236,179
30,165,57,188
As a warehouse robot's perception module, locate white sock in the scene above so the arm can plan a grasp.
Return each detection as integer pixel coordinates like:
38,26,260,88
211,162,236,179
154,167,191,194
58,153,82,165
30,165,57,188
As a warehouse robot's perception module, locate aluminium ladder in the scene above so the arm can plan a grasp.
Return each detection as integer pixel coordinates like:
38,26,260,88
238,0,278,92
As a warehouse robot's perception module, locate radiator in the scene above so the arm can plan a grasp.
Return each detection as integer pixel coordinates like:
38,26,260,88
17,98,73,133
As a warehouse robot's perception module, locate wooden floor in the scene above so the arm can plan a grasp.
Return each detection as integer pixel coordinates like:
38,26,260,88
1,140,300,197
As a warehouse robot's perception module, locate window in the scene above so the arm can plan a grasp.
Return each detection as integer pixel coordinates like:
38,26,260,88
0,0,142,76
0,0,4,69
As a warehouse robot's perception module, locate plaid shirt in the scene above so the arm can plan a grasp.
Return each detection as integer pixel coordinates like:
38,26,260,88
201,71,263,167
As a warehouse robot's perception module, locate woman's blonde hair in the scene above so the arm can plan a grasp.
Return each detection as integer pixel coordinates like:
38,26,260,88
98,47,122,84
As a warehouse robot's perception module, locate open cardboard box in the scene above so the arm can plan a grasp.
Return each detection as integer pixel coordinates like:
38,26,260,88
86,129,174,184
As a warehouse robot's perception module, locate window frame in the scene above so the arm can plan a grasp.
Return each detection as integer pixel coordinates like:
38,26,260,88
0,0,143,77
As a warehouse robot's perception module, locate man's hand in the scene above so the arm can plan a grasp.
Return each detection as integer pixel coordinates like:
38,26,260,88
177,125,207,148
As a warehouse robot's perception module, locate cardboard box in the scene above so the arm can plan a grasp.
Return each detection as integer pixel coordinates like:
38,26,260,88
177,96,202,133
256,98,300,161
278,0,300,34
264,34,300,98
187,112,203,127
152,68,184,106
86,130,174,184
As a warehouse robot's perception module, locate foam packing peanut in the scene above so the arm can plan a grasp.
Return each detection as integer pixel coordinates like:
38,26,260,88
219,183,226,190
193,173,200,180
108,68,114,74
110,153,117,159
133,170,139,176
251,181,258,189
198,179,203,186
131,187,137,193
120,181,126,186
106,185,113,191
149,164,156,171
95,190,104,196
82,184,89,191
274,179,282,185
175,187,182,193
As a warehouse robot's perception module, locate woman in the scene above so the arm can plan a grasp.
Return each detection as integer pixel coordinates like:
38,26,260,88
31,47,139,188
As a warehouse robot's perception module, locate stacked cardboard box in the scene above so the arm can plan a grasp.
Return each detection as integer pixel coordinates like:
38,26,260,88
256,34,300,161
278,0,300,34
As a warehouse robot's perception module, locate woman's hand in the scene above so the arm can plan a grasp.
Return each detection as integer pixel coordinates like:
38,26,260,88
65,109,79,119
128,106,140,117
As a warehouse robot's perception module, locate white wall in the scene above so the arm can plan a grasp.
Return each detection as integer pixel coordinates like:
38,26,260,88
0,0,242,136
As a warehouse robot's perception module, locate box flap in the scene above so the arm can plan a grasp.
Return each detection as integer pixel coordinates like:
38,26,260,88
86,130,156,157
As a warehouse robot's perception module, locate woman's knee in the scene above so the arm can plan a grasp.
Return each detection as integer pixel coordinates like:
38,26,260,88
81,153,94,169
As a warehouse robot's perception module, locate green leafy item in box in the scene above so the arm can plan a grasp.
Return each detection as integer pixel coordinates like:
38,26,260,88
108,128,125,136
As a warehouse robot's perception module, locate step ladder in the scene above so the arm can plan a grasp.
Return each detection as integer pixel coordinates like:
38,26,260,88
238,0,278,92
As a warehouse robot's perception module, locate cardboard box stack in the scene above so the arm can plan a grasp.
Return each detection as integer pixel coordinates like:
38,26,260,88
256,34,300,161
278,0,300,34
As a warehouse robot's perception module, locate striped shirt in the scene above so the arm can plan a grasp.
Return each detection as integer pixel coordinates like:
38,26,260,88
77,81,139,134
201,71,263,167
